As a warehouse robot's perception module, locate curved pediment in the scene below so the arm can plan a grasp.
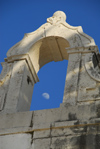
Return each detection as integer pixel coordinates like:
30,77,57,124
7,11,95,57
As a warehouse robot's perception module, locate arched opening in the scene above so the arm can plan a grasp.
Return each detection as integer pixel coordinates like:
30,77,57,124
28,36,70,110
0,35,70,113
30,60,68,110
28,36,70,73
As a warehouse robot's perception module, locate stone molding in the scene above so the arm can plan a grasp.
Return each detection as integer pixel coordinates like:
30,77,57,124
5,54,39,83
7,11,95,57
66,45,99,55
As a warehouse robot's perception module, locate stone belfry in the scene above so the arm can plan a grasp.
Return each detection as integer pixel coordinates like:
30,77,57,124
0,11,100,148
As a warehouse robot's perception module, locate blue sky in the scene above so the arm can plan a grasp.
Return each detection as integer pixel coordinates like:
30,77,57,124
0,0,100,111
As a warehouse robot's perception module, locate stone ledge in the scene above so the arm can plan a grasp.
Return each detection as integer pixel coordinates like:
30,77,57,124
0,102,100,136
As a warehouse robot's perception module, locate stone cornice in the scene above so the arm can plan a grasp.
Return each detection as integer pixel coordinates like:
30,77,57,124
5,54,39,83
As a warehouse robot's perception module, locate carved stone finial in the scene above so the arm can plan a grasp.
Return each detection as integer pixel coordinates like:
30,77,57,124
53,11,67,21
47,11,66,25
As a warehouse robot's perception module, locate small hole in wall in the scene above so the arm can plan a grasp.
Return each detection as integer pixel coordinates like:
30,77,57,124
27,76,31,84
30,60,68,111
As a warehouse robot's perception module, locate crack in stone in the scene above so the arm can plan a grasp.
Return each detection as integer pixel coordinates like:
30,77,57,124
30,112,34,127
49,124,52,149
76,53,82,104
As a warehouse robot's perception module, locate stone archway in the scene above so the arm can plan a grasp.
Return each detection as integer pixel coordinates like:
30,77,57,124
1,11,100,149
0,11,96,113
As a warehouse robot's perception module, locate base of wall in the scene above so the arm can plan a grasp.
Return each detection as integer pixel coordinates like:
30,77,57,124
0,101,100,148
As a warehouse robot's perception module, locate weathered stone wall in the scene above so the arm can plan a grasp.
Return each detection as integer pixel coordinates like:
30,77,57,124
0,11,100,148
0,102,100,148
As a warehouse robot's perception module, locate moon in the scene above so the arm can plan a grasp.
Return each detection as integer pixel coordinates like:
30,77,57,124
42,93,50,99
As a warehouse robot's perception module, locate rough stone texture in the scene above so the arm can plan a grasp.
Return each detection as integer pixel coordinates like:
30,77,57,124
0,11,100,148
0,133,32,149
78,52,100,102
0,103,100,148
1,60,35,113
50,134,100,149
0,62,13,111
63,53,81,105
32,138,50,149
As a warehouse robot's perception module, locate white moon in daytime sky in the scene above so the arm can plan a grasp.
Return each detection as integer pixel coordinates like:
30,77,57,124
42,93,50,99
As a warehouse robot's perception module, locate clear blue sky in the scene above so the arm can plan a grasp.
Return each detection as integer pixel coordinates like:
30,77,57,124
0,0,100,111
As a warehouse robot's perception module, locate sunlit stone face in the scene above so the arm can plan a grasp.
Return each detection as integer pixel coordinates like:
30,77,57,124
53,11,67,21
